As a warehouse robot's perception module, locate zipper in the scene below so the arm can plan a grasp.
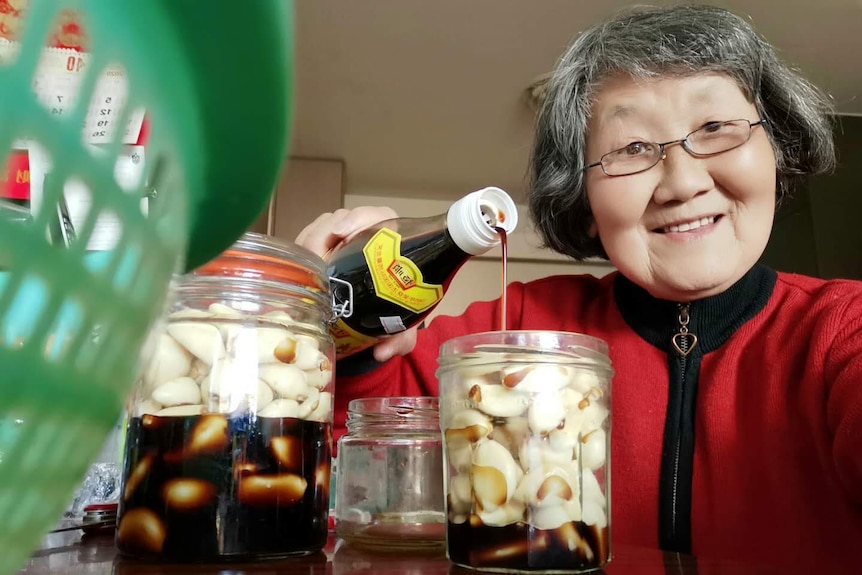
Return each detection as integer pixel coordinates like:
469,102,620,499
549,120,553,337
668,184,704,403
669,303,696,544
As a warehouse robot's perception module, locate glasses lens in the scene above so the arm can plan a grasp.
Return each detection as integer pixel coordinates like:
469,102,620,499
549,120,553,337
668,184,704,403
602,142,660,176
687,120,751,156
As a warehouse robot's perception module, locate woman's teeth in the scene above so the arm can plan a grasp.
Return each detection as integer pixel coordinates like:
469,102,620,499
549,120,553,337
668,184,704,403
663,216,716,234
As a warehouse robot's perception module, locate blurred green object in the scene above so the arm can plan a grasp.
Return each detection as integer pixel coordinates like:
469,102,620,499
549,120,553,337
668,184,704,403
0,1,293,573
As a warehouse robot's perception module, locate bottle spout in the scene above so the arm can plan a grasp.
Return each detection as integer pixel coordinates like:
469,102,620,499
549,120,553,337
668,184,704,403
447,187,518,255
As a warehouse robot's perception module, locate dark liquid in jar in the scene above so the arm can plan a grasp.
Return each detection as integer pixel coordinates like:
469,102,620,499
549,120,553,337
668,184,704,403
447,520,609,571
118,414,331,561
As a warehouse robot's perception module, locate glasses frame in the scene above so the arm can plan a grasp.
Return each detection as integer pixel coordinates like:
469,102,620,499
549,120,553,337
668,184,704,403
584,119,768,177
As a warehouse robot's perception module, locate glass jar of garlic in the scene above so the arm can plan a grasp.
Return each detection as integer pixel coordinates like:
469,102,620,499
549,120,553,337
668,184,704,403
437,331,613,574
117,232,335,561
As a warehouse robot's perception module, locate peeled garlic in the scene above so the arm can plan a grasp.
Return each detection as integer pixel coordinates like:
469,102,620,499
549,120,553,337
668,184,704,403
518,436,573,472
444,408,492,443
259,364,309,399
142,334,192,393
152,377,202,407
472,439,521,511
167,323,225,366
527,390,566,435
155,404,205,417
258,398,301,418
305,392,332,422
514,465,578,508
582,499,607,528
501,364,572,393
208,303,246,319
580,428,606,470
293,336,323,370
477,501,526,527
228,326,293,365
136,399,163,416
469,383,530,418
447,474,473,515
297,387,321,419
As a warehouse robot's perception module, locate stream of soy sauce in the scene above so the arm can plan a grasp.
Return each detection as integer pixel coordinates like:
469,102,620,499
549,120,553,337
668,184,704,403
492,226,508,332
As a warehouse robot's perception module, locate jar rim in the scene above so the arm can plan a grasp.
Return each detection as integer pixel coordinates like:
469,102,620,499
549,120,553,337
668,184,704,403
347,396,439,419
186,232,332,313
436,330,613,375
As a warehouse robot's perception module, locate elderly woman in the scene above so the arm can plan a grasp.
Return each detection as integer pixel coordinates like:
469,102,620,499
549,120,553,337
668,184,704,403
296,4,862,572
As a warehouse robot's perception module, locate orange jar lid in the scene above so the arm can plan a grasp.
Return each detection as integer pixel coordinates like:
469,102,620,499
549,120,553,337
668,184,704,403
191,231,331,307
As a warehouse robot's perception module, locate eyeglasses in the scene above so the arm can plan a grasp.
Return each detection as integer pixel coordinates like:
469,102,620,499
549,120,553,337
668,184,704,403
584,119,768,177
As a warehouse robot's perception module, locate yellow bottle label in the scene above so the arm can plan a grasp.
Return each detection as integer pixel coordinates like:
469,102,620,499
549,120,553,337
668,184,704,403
331,318,379,359
362,228,444,314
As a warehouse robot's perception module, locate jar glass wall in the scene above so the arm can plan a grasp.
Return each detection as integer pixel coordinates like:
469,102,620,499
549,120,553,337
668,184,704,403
437,330,613,573
117,233,335,561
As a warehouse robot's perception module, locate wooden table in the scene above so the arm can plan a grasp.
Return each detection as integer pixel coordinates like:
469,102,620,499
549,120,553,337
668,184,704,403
16,528,799,574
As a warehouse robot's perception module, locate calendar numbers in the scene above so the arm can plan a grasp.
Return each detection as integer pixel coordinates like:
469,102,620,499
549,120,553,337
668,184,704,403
27,45,143,144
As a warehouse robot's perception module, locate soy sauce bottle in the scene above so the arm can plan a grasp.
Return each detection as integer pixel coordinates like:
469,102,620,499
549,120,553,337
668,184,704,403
328,187,518,359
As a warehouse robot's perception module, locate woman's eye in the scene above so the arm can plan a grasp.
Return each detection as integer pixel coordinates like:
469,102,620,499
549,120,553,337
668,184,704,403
701,121,727,134
623,142,650,156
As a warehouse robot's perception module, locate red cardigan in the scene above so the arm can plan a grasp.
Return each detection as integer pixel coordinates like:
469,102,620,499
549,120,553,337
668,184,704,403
333,269,862,573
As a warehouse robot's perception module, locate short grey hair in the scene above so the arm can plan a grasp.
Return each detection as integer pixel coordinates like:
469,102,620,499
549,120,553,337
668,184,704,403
529,4,837,260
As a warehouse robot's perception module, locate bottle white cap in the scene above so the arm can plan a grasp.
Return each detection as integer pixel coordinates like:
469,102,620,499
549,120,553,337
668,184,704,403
446,187,519,255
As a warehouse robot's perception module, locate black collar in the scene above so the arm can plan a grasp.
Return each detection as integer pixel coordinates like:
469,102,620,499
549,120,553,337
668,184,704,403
613,264,778,354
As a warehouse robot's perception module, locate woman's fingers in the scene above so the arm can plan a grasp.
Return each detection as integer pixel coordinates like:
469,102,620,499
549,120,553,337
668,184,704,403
295,206,398,260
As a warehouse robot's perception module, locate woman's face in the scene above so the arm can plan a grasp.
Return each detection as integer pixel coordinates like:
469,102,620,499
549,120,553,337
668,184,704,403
584,73,776,301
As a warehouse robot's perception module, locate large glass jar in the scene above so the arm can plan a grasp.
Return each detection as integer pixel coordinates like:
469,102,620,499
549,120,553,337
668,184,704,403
437,331,613,573
335,396,446,552
117,232,335,561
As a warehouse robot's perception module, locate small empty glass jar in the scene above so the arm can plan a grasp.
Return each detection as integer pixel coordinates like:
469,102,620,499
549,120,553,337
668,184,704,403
335,396,445,552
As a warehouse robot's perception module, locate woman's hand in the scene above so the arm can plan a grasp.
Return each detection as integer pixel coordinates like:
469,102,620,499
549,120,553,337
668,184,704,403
295,206,419,361
295,206,398,260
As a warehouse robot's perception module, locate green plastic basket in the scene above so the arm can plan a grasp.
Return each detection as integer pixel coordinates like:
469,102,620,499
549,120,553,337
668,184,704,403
0,1,293,572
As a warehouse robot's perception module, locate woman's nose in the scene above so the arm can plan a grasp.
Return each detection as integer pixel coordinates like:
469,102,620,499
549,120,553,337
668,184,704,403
651,145,714,205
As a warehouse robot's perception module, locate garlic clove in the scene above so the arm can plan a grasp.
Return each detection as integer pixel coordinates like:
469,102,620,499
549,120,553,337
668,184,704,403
169,308,211,320
444,408,492,443
446,440,473,473
580,428,606,470
527,390,567,435
263,310,294,327
136,399,163,417
252,378,274,412
519,436,574,473
501,364,572,393
167,323,225,366
297,387,321,419
155,404,205,417
259,364,309,399
304,356,333,390
142,334,192,393
293,336,323,370
151,377,202,407
447,474,473,515
305,391,332,422
477,500,526,527
530,504,570,530
228,326,294,365
472,438,521,510
207,303,246,319
468,383,530,418
582,499,607,528
258,398,301,418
